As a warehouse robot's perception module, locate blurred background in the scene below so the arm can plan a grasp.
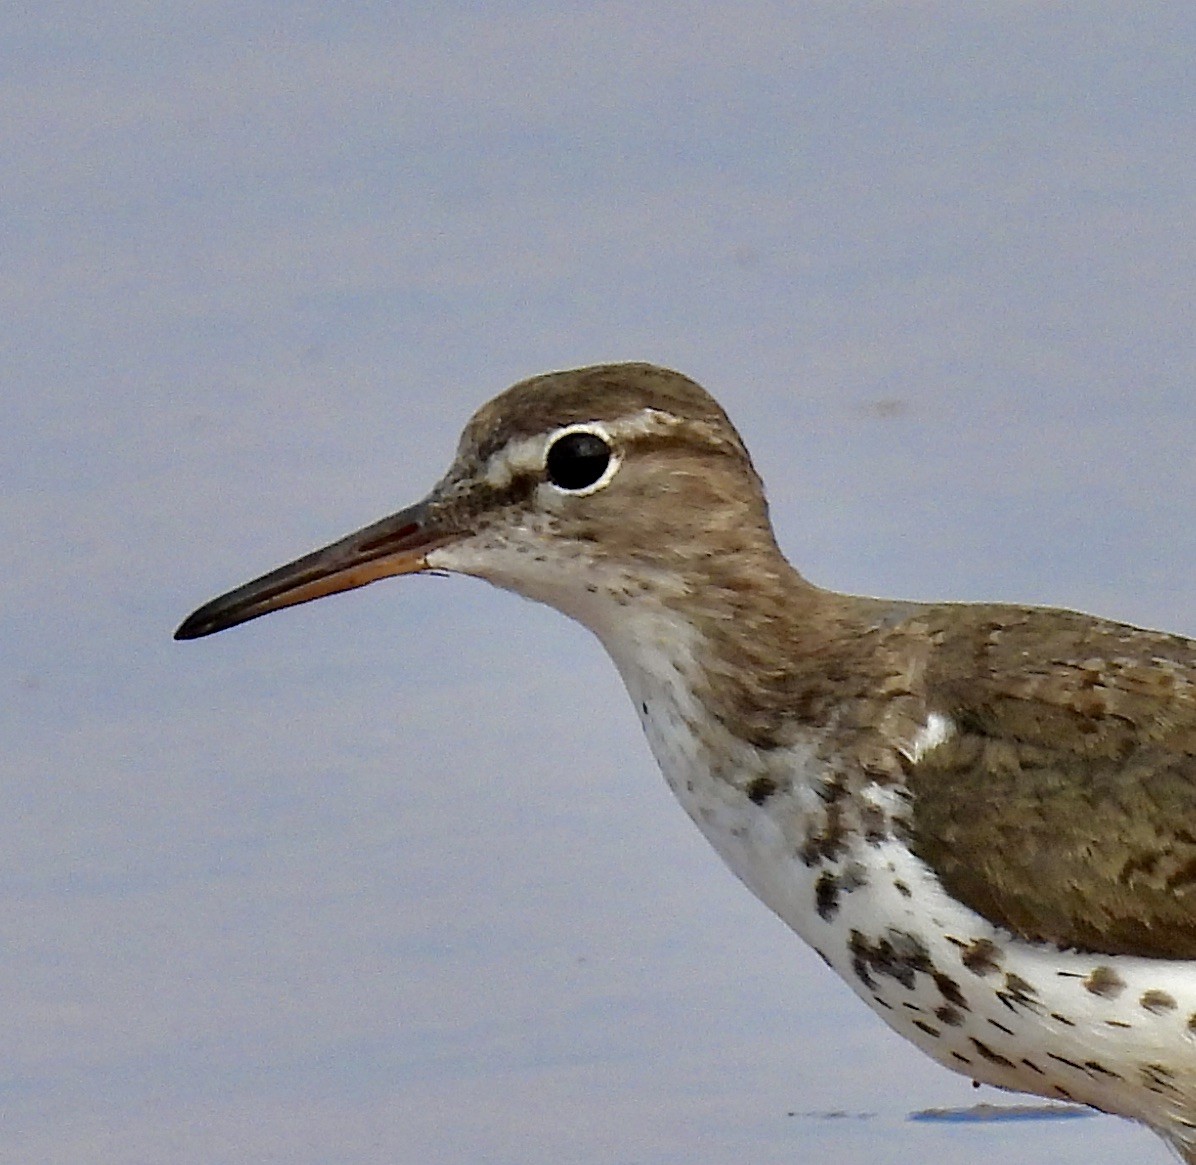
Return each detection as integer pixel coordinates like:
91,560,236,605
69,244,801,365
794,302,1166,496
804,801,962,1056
4,5,1193,1162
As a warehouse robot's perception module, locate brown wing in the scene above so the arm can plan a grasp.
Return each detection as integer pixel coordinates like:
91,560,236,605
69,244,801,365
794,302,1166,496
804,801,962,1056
902,603,1196,959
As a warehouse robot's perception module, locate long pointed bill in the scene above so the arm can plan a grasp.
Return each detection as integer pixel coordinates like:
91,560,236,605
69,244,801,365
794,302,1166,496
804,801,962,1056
174,499,451,640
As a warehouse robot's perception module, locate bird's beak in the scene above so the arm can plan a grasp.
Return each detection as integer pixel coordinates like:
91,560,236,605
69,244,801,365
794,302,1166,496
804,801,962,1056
174,498,451,640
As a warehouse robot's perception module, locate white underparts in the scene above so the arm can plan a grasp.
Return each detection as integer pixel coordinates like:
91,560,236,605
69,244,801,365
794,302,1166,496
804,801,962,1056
603,633,1196,1149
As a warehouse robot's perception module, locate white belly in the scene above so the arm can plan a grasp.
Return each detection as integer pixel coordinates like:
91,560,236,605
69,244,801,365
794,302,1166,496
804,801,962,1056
620,655,1196,1151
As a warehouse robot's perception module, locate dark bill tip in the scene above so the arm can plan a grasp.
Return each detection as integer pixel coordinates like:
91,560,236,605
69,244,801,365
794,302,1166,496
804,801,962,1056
174,500,448,641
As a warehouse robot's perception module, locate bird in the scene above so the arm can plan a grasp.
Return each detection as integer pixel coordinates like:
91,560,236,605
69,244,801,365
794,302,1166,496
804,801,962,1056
177,362,1196,1160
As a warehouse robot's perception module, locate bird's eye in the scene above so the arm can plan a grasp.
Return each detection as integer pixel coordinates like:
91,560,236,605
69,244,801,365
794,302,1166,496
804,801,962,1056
545,430,613,491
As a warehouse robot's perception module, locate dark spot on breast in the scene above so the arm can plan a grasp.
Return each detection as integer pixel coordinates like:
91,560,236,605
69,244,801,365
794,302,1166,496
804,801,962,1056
894,879,912,898
1141,1062,1180,1095
960,938,1002,976
815,871,840,921
850,950,874,989
1085,966,1126,999
1085,1060,1122,1079
641,701,648,716
935,1005,964,1026
848,928,933,991
932,971,969,1010
997,972,1039,1012
1047,1052,1086,1074
1140,989,1177,1014
746,775,778,805
1050,1012,1077,1027
816,864,868,922
987,1018,1014,1036
950,1051,972,1066
912,1020,941,1038
815,776,849,804
1021,1058,1045,1075
800,807,851,865
860,802,888,843
969,1038,1016,1069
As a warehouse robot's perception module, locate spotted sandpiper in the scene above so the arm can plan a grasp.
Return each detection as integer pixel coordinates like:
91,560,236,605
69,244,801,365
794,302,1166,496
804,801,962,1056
177,363,1196,1159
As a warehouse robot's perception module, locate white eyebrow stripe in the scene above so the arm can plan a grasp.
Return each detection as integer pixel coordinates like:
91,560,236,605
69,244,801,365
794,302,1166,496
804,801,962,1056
604,407,681,439
480,408,683,489
482,433,547,488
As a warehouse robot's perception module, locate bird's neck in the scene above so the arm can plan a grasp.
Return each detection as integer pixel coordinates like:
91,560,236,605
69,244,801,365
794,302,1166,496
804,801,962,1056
587,543,858,752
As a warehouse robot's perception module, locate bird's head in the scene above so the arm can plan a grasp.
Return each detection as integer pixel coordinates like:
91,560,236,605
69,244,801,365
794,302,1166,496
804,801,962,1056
175,363,785,643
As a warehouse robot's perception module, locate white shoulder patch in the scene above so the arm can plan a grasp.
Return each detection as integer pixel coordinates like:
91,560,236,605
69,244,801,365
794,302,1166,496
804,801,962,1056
901,711,955,764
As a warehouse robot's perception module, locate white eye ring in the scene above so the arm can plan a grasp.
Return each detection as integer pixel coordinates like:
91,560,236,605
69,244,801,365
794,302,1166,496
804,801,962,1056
543,423,621,496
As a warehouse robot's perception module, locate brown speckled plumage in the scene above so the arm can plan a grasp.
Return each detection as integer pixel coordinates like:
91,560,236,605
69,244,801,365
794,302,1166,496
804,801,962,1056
177,362,1196,1161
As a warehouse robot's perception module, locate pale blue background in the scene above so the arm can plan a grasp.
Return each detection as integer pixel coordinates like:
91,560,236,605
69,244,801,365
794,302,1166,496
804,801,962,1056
4,5,1194,1162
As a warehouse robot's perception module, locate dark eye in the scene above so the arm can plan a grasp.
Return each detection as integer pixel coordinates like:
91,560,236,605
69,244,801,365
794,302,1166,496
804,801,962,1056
545,431,612,491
